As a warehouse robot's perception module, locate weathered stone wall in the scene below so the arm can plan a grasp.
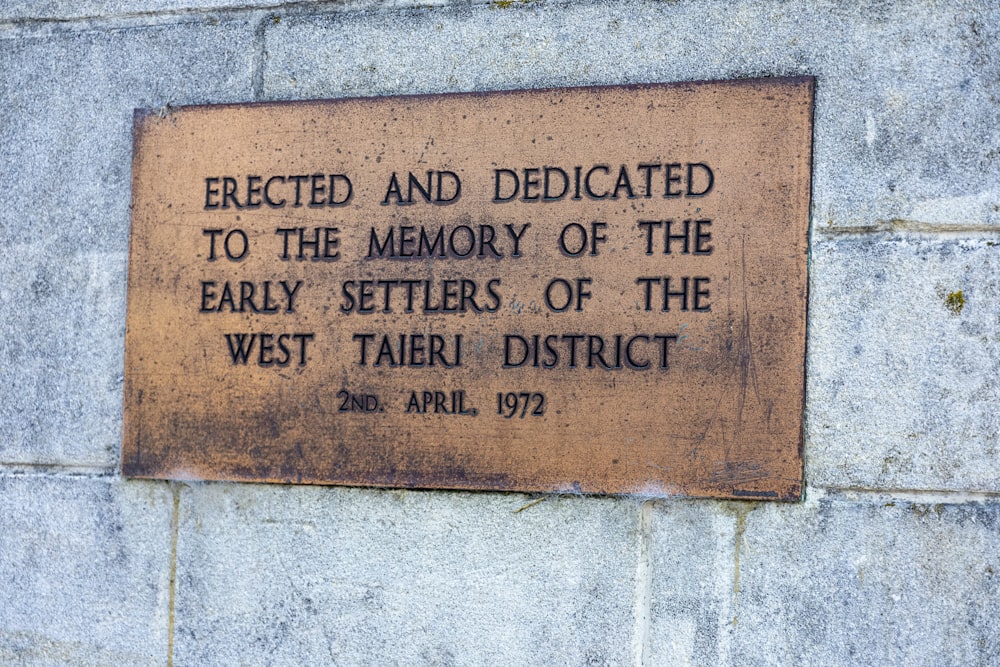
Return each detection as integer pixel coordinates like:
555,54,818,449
1,1,997,664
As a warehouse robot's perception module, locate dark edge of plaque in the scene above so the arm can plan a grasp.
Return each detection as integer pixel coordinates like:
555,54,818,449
130,76,817,117
121,108,144,480
796,75,818,503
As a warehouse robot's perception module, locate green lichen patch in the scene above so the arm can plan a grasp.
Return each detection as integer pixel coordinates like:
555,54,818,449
489,0,535,9
945,290,965,315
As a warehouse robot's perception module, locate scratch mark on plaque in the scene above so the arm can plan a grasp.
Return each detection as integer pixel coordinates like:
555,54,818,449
702,461,768,485
691,388,726,462
133,390,145,471
735,237,762,432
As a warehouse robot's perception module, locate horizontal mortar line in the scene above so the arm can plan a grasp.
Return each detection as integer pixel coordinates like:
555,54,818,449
0,0,466,31
810,485,1000,503
0,462,117,476
814,221,1000,237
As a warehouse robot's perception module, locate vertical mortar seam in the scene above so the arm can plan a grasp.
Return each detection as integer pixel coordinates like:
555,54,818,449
166,482,181,667
632,500,653,667
730,502,756,631
252,12,268,100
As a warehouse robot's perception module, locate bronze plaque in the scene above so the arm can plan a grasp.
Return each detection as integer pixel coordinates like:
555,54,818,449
123,78,813,499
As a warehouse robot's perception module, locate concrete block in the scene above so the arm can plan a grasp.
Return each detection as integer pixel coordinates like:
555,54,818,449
0,20,254,466
0,19,254,252
647,500,737,666
807,236,1000,492
0,249,127,468
647,494,1000,665
173,483,637,665
0,475,174,666
729,493,1000,665
263,1,1000,229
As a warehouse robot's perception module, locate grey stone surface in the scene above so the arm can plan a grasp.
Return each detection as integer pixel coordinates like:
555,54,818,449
1,3,998,665
646,494,1000,666
727,492,1000,666
807,235,1000,492
0,475,174,666
0,19,255,467
173,483,637,665
263,0,1000,230
647,500,736,665
0,248,127,468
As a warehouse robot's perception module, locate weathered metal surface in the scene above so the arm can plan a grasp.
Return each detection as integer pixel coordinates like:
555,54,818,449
122,78,813,499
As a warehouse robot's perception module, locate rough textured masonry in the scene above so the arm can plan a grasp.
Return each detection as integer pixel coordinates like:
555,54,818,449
0,1,997,665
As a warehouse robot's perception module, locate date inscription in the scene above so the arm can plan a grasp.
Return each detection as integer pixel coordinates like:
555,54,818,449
497,392,546,419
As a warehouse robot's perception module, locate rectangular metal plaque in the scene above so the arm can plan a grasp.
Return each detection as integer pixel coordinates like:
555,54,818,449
123,78,813,499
